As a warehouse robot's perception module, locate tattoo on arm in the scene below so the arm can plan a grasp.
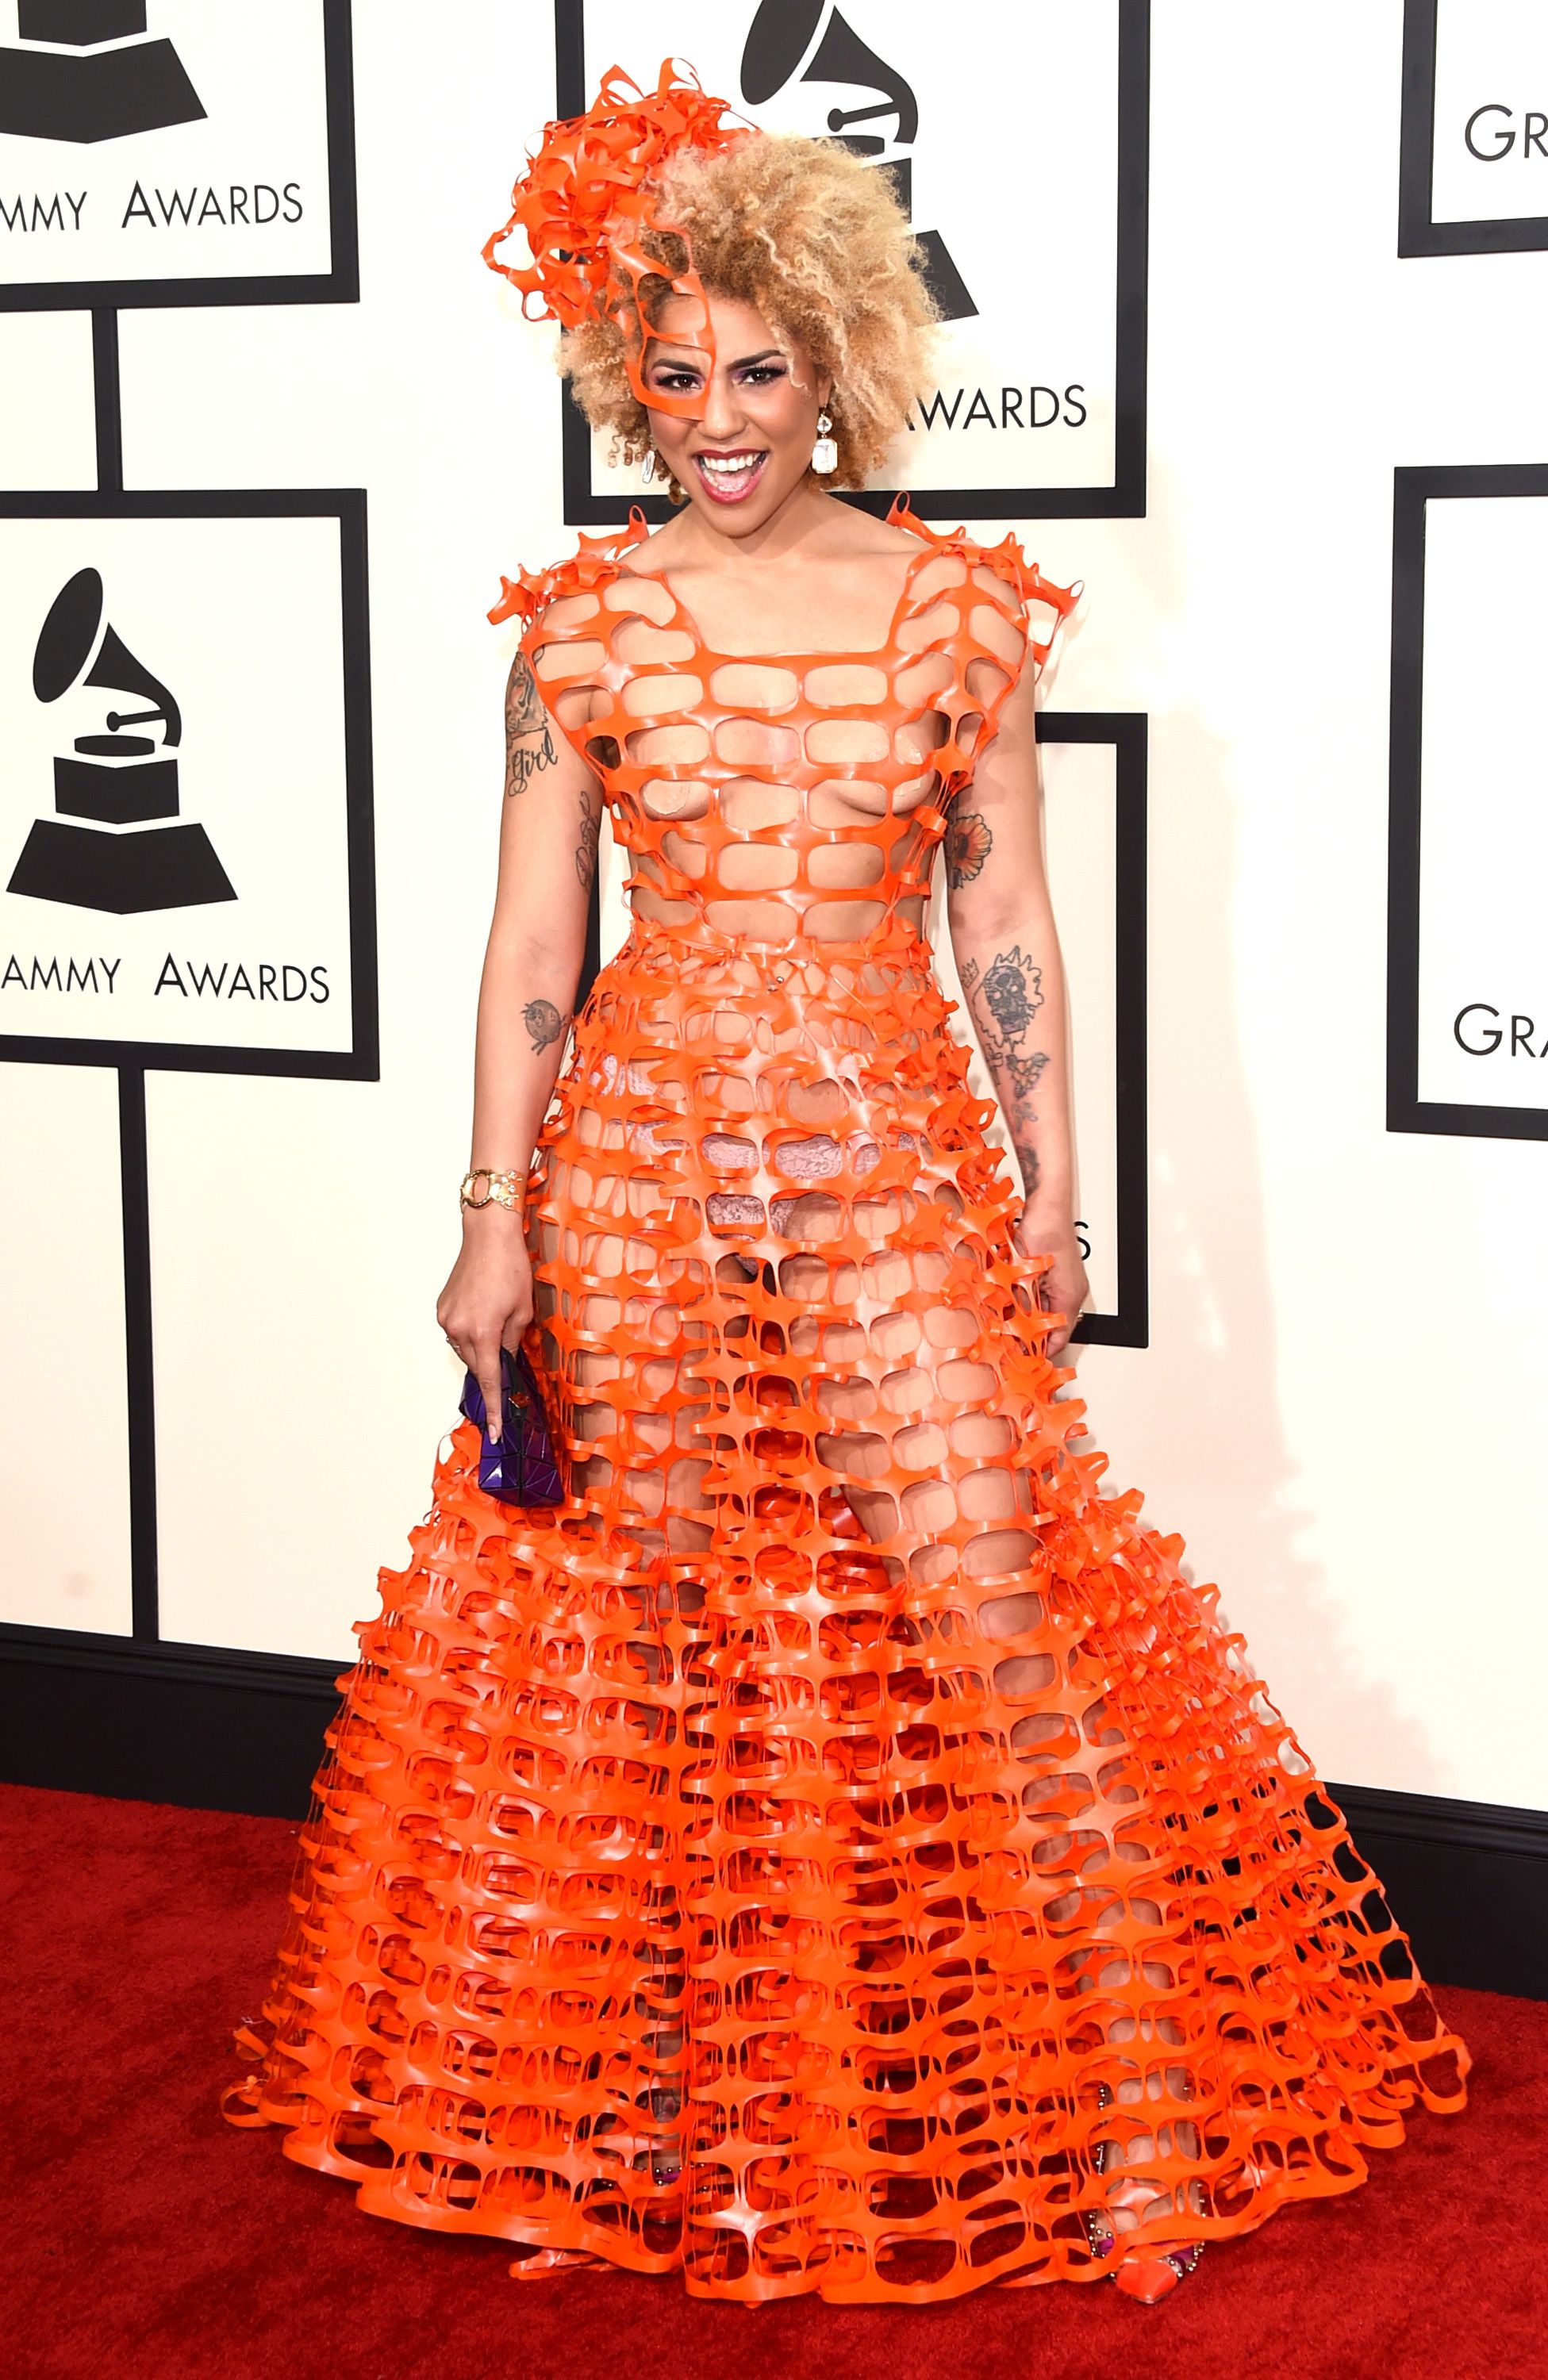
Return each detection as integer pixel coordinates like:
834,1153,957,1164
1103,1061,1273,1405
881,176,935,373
945,809,993,891
506,648,546,733
522,997,570,1054
575,795,600,892
963,944,1051,1197
504,651,557,799
974,946,1047,1098
1012,1138,1042,1199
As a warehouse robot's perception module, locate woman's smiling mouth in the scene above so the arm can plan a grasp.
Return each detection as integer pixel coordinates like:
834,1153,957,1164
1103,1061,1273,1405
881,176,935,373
691,449,770,503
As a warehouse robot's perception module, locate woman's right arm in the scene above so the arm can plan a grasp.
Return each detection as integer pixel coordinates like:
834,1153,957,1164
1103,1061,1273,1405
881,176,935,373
436,644,601,1434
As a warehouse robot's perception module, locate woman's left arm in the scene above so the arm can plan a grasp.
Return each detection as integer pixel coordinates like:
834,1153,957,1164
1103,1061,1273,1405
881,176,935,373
944,658,1089,1353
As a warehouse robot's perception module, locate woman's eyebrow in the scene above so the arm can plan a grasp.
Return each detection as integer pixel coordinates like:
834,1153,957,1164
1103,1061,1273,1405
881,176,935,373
647,346,783,374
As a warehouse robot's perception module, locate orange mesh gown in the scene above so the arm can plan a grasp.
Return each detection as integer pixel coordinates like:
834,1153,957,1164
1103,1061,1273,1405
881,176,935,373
230,508,1466,2302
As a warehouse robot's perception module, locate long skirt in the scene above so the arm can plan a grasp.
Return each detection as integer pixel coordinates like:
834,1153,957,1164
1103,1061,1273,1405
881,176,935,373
228,931,1467,2302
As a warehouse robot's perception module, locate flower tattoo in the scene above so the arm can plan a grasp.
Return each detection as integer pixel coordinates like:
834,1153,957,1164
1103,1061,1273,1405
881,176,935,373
944,809,993,890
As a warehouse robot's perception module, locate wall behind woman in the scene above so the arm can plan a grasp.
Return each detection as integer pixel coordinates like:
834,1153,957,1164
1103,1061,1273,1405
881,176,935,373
1,2,1545,1819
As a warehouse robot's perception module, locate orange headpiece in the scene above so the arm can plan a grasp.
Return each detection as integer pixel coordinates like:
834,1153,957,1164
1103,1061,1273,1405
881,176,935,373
482,60,754,418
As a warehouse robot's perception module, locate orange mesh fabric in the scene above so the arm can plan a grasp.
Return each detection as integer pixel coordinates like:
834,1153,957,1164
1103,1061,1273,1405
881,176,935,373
229,511,1467,2301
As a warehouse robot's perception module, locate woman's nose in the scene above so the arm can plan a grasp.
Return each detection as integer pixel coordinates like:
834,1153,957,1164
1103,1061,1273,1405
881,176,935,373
699,370,743,440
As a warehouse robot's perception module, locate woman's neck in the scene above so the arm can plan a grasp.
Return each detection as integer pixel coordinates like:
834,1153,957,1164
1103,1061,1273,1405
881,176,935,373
661,478,847,570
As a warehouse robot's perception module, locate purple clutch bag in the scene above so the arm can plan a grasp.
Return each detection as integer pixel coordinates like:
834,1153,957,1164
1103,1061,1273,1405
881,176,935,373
459,1344,565,1506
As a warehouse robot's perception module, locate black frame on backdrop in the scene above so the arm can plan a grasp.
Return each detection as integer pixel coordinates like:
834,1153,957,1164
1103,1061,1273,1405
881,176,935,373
1388,462,1548,1143
1398,0,1548,259
1039,713,1148,1349
0,485,378,1084
2,92,375,1654
0,0,359,313
551,0,1151,524
0,480,378,1650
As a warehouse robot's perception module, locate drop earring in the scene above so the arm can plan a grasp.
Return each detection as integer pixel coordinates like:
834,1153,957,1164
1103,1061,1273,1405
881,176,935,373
811,409,836,474
640,447,658,485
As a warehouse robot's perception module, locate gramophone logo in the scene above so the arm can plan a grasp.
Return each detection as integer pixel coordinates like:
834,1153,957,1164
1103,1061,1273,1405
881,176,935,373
7,566,235,914
0,2,204,144
739,0,977,321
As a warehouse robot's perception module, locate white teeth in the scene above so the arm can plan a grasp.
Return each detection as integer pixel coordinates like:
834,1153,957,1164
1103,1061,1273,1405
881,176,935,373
698,455,762,478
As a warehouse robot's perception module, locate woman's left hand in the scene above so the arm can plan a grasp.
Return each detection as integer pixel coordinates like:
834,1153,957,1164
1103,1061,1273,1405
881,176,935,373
1013,1211,1090,1358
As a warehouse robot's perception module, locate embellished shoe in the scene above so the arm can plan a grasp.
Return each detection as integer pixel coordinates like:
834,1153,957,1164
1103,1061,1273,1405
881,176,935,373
1084,2084,1205,2301
1112,2242,1206,2301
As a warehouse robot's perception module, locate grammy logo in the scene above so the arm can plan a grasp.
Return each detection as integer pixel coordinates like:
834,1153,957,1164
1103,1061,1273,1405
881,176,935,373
740,1,977,322
7,566,236,915
0,3,205,146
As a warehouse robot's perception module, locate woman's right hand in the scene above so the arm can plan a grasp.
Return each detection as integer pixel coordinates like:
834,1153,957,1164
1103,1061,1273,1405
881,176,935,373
436,1206,533,1441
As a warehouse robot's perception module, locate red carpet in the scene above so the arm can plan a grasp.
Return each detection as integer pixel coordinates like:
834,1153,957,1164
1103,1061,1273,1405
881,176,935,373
2,1783,1543,2380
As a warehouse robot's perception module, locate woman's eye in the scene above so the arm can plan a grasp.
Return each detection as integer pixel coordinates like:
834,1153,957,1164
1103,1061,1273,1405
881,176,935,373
739,365,785,385
654,370,701,393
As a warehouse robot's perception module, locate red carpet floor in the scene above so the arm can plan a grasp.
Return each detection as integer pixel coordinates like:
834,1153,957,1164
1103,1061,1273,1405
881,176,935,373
2,1782,1544,2380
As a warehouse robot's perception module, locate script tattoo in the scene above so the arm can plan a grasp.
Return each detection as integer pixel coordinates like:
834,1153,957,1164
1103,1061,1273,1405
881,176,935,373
944,809,993,891
504,651,556,799
522,997,569,1054
576,794,600,892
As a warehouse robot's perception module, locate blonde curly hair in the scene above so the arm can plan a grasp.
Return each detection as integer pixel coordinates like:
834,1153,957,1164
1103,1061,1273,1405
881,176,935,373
561,133,937,491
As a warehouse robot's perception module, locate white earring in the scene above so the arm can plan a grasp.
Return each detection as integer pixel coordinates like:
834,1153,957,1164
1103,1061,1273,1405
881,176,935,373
811,409,836,474
640,447,658,485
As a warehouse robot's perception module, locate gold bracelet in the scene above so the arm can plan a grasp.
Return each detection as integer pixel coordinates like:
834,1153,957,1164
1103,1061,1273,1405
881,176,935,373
459,1165,524,1211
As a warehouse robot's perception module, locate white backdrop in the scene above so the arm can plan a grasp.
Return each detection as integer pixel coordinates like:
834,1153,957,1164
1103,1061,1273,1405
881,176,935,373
2,2,1547,1815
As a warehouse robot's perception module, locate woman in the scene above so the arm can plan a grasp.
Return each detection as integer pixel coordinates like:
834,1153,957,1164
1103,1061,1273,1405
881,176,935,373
228,66,1465,2305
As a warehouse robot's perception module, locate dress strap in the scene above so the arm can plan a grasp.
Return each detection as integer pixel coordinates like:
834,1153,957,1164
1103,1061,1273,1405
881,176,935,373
885,497,1081,674
885,499,1081,793
488,510,652,630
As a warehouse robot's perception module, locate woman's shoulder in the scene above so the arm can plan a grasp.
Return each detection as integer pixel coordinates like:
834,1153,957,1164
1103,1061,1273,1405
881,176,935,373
887,498,1081,642
487,515,651,632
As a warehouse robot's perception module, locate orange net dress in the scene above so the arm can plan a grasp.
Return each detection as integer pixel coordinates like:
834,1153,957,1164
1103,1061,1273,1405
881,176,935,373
229,506,1466,2303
